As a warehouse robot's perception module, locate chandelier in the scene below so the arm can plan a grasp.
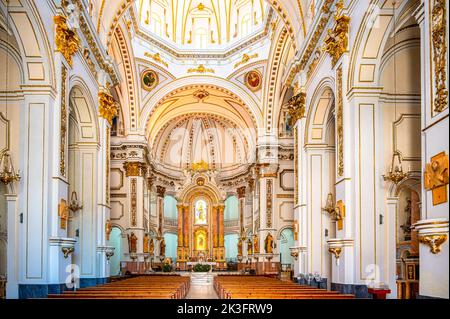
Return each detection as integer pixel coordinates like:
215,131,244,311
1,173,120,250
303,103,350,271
0,152,21,185
0,2,21,186
383,151,410,185
383,3,410,186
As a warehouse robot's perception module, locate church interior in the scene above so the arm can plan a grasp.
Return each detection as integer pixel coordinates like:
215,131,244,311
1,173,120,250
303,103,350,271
0,0,448,300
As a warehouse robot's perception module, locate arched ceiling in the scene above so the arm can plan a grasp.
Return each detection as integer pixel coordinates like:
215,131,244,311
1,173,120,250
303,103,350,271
147,85,257,175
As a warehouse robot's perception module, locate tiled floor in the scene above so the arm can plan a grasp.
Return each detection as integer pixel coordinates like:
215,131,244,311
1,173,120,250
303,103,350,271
186,284,219,299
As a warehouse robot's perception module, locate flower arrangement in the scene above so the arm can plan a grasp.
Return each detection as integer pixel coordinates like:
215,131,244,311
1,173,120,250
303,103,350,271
193,264,211,272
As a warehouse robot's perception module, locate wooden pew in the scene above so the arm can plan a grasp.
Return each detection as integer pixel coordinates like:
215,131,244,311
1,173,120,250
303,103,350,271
48,275,190,300
214,275,355,300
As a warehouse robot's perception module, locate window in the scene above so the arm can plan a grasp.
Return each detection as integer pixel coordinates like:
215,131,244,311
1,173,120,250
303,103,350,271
194,28,208,49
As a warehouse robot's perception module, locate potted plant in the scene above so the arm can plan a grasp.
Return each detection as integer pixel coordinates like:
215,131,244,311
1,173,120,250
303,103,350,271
193,264,211,272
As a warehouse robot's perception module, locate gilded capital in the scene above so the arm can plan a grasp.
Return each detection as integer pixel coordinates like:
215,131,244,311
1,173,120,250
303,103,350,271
323,0,350,67
288,91,306,124
54,15,80,67
123,162,147,177
98,89,118,126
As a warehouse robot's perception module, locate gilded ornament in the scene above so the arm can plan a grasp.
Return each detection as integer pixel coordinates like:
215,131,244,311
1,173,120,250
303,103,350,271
234,53,259,69
144,52,168,68
329,247,342,259
424,152,449,205
336,67,344,176
54,15,80,67
62,246,75,259
287,91,306,125
419,234,448,254
323,0,350,67
105,219,112,241
187,64,215,74
191,160,210,172
98,89,118,126
123,162,147,177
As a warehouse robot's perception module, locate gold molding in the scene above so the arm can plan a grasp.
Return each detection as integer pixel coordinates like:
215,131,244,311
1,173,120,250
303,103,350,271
430,0,448,114
59,66,68,177
336,66,344,176
419,234,448,254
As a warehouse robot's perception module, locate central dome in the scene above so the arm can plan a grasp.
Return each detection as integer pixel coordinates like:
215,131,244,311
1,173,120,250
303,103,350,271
137,0,268,51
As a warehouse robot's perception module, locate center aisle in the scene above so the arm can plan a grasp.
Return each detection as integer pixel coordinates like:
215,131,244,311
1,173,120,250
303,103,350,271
185,285,219,299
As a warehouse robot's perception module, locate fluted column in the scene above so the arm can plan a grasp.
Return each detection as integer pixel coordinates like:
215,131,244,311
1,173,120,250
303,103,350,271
177,204,184,247
219,204,225,248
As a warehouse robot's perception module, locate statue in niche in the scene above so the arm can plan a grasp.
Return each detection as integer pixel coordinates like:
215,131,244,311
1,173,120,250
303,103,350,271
264,233,274,254
149,239,155,256
160,238,166,257
128,232,138,254
237,239,243,256
143,234,149,254
247,238,253,255
253,234,260,254
400,199,412,240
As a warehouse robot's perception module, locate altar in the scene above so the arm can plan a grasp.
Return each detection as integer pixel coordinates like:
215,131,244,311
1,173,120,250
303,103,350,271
175,167,227,264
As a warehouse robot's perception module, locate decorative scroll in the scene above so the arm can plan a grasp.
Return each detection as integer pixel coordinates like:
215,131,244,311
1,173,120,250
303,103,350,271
336,66,344,177
131,178,137,227
187,64,215,74
431,0,448,113
59,66,68,177
266,179,273,228
54,15,80,67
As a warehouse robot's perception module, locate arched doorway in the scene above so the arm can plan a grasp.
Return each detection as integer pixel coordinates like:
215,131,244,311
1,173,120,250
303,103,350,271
109,227,123,276
279,228,295,266
395,186,420,299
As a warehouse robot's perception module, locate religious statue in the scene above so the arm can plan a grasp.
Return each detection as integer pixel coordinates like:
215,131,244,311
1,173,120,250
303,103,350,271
237,239,243,256
128,232,138,254
400,199,412,240
264,233,274,254
143,234,149,254
160,238,166,257
253,234,260,254
247,238,253,255
58,199,69,230
105,219,112,241
149,239,155,256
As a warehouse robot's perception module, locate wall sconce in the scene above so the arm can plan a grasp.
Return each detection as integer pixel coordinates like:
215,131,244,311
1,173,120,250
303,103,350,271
323,193,343,221
0,152,21,185
68,191,83,213
106,249,115,261
383,151,410,185
62,246,75,259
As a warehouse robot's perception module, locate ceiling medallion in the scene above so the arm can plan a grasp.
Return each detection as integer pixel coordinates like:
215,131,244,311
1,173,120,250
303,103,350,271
245,70,263,92
193,89,210,101
141,69,159,91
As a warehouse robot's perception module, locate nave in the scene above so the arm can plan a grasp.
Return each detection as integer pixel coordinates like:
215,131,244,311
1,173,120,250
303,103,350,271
47,275,354,300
